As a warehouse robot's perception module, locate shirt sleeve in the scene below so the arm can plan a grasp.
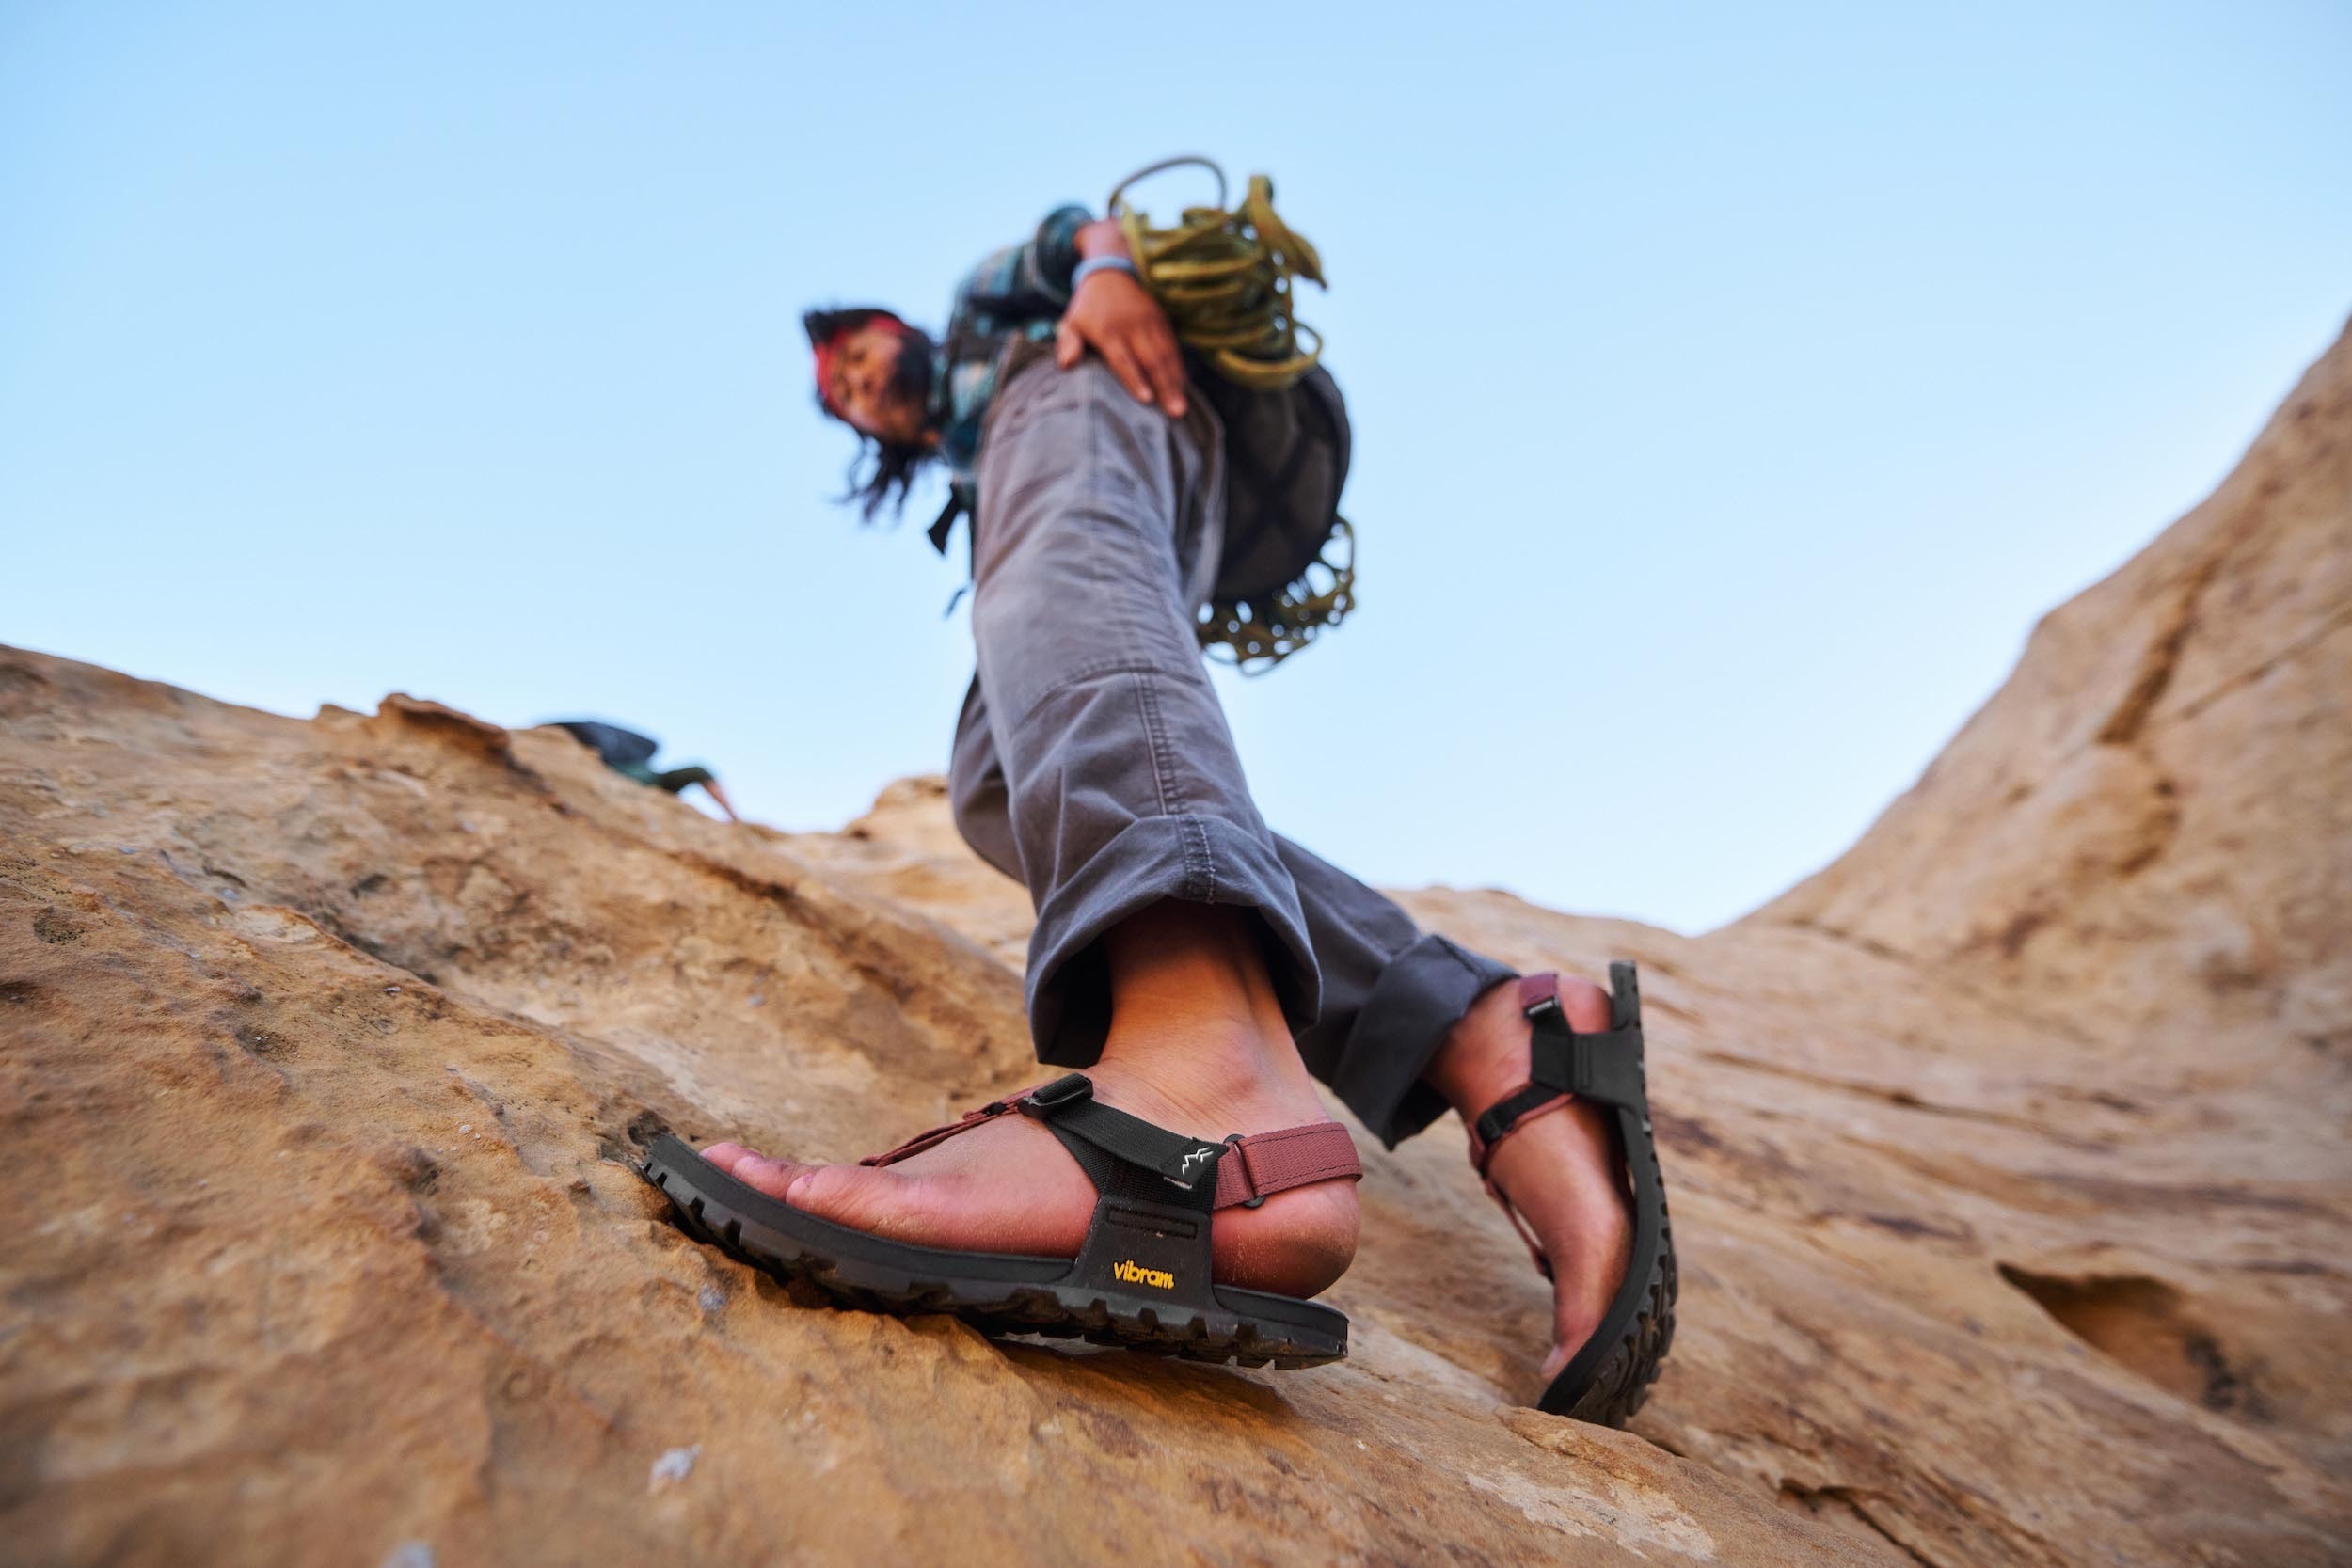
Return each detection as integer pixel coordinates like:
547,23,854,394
950,203,1093,325
1021,203,1092,305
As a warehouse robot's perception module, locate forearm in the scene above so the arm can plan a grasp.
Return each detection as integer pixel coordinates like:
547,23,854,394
1075,216,1132,262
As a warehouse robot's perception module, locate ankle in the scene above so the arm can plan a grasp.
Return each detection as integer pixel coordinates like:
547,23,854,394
1425,974,1616,1113
1089,1026,1322,1135
1103,902,1295,1044
1424,979,1525,1108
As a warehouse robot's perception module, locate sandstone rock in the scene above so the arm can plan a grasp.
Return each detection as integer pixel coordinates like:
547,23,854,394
3,325,2348,1566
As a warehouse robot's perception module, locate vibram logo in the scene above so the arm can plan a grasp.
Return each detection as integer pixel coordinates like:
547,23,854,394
1113,1259,1175,1291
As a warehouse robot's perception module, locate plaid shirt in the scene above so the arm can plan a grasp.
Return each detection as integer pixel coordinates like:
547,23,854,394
926,204,1091,543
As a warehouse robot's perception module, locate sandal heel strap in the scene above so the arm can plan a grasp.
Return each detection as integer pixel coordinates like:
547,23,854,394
1213,1122,1362,1210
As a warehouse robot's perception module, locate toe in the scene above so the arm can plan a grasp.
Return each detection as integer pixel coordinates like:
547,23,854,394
700,1141,753,1174
730,1150,813,1200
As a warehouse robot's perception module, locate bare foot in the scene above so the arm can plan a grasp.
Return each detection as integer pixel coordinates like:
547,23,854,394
706,905,1359,1301
1423,974,1632,1380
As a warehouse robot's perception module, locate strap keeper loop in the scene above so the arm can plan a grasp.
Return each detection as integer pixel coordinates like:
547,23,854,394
1020,1073,1094,1114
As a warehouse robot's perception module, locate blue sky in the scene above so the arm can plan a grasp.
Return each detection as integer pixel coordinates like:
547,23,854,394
5,3,2347,934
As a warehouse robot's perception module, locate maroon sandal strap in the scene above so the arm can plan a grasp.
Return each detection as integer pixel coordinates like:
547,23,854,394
1484,1174,1556,1279
1213,1122,1363,1210
858,1085,1046,1169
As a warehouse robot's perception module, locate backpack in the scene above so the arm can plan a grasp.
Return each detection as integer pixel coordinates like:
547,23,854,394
1182,353,1355,671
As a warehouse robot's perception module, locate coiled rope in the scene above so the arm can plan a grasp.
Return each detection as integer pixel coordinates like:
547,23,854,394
1110,157,1354,672
1108,156,1325,390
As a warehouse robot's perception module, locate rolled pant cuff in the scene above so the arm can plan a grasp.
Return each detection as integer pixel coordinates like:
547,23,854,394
1331,934,1518,1148
1025,814,1323,1067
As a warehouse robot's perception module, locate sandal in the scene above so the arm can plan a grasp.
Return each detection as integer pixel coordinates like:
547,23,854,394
1465,961,1677,1424
642,1071,1363,1367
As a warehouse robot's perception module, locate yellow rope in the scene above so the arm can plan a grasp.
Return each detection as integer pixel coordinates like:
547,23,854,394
1108,157,1325,390
1109,158,1353,671
1196,519,1356,674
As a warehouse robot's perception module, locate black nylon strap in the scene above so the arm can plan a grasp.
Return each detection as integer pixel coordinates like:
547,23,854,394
1474,1085,1565,1149
1020,1075,1227,1195
1530,1023,1647,1112
926,492,962,555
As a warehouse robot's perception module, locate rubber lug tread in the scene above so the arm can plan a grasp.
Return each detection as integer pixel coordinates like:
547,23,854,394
644,1146,1343,1369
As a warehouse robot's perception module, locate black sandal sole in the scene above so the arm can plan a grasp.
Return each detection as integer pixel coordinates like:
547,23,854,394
1533,962,1678,1427
1548,1153,1676,1425
642,1135,1349,1369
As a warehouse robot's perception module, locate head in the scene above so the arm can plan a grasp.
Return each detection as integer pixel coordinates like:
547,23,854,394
804,307,937,519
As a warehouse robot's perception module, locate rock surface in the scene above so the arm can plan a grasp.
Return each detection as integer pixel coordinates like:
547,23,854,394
4,325,2348,1566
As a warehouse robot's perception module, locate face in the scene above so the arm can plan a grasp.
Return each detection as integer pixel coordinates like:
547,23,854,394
827,322,930,446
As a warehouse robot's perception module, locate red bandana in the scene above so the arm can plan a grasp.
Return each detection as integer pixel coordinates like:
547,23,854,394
814,312,909,420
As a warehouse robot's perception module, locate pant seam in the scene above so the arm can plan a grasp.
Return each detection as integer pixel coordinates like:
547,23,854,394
1131,669,1186,818
1183,815,1215,902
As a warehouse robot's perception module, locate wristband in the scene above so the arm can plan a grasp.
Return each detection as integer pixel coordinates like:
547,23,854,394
1072,254,1137,290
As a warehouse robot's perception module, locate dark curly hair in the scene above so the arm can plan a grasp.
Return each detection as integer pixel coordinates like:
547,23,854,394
803,307,938,521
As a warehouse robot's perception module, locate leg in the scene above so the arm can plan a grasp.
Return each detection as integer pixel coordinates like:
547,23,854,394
1424,977,1635,1380
956,720,1631,1375
1264,835,1637,1382
1277,834,1516,1146
946,675,1022,880
708,359,1354,1295
964,357,1317,1060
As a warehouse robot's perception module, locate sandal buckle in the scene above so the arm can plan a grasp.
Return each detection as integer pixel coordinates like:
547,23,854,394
1222,1133,1265,1207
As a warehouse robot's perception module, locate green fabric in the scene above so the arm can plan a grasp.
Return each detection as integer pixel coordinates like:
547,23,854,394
612,760,712,794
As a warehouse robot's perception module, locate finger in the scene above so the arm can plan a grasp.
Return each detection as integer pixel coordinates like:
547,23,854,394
1145,331,1188,418
1099,337,1154,406
1055,320,1083,370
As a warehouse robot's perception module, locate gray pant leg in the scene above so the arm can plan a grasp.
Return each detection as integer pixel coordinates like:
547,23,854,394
1278,836,1517,1148
967,357,1320,1065
949,658,1514,1148
947,676,1022,881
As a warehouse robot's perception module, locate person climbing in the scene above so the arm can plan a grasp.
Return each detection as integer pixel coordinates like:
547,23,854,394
553,720,740,823
643,168,1674,1424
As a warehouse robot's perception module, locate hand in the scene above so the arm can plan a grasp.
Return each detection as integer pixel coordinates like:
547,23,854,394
1056,260,1188,419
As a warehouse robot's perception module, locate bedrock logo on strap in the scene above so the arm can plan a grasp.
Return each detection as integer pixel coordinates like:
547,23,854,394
1113,1259,1175,1290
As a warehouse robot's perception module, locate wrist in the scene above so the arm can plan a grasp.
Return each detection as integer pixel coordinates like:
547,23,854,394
1073,254,1139,292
